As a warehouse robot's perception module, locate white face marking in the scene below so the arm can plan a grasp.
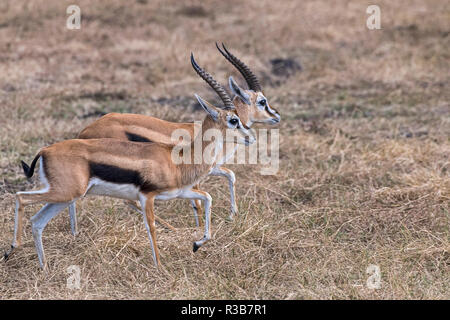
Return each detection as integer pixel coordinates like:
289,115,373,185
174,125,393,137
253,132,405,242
225,113,255,146
256,93,267,110
85,178,140,201
256,92,280,122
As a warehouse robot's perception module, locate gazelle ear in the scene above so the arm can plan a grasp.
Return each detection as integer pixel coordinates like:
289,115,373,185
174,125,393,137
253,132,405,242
229,76,251,105
195,94,220,122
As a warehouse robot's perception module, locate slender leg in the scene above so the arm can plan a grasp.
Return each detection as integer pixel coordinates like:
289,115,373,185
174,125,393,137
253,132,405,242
11,198,24,248
189,183,203,227
190,200,200,227
68,201,77,236
126,199,177,232
178,189,212,252
30,202,70,269
5,191,46,260
210,166,237,219
139,194,160,267
125,200,141,212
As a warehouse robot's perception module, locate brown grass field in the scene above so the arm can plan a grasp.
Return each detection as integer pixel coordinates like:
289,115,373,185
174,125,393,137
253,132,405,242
0,0,448,299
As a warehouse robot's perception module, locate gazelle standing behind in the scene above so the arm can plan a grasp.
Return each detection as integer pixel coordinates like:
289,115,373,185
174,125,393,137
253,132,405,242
73,43,280,230
4,54,255,269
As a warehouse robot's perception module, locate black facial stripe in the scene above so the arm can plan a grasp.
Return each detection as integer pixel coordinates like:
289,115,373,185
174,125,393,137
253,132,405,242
125,132,152,143
89,162,158,192
266,105,278,116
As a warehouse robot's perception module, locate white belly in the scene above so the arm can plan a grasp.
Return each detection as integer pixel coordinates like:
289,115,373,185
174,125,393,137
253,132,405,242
155,188,184,200
85,178,140,201
154,185,196,201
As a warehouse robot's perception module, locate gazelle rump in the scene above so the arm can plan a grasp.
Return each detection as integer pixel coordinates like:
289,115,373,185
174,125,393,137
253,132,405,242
4,54,255,270
74,44,281,230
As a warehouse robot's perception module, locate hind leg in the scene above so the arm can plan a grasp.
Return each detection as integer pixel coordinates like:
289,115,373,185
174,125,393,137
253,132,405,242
11,198,24,249
31,202,70,269
68,201,77,236
5,191,47,260
5,186,83,266
4,198,25,260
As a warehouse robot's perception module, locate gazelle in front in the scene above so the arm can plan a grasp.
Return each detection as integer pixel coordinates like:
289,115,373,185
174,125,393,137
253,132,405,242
4,54,255,270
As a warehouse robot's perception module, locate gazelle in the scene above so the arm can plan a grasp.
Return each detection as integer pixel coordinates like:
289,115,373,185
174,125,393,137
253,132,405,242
4,54,255,269
72,43,280,231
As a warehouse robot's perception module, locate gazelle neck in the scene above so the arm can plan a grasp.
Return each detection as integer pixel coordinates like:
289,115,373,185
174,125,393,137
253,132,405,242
232,96,253,128
178,115,225,186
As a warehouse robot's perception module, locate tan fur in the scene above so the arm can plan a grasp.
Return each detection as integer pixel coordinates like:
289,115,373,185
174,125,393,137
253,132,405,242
234,93,278,126
76,92,279,227
10,107,248,268
45,116,223,200
78,92,276,143
79,113,195,145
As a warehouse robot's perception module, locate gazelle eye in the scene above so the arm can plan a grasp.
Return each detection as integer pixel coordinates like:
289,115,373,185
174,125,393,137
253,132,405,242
229,118,239,126
260,99,266,106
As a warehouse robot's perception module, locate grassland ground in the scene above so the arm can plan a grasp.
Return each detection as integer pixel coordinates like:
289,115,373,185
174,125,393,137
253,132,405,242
0,0,448,299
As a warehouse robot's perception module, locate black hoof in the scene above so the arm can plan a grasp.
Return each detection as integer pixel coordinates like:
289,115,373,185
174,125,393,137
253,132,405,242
193,242,200,253
4,245,14,261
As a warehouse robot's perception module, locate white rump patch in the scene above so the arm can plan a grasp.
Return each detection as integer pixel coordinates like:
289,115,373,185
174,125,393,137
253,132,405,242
17,157,50,195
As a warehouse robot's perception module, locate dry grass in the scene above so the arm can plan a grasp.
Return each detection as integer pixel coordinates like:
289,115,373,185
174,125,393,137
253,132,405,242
0,0,449,299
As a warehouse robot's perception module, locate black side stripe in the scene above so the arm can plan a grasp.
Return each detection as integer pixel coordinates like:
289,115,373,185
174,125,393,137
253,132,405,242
125,132,152,143
89,162,158,192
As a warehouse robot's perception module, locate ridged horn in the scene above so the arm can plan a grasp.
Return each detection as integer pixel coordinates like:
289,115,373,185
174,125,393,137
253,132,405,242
216,42,262,92
190,53,234,110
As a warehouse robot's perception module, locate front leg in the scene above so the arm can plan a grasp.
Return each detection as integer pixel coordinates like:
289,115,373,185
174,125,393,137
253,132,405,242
189,184,203,227
209,166,237,219
125,199,177,232
178,189,212,252
138,194,160,267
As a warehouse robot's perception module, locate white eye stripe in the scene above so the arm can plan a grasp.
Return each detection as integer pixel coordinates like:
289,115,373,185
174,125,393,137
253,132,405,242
257,93,267,102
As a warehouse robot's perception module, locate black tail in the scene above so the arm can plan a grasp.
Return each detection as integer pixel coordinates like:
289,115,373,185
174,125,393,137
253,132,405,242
21,154,41,179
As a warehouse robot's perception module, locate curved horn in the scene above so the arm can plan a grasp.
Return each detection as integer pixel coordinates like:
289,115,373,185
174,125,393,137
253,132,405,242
216,42,262,92
190,53,234,110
